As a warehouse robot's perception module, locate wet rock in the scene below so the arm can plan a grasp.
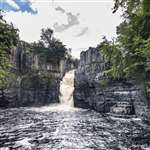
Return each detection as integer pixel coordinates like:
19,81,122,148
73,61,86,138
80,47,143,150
0,41,77,108
74,47,150,120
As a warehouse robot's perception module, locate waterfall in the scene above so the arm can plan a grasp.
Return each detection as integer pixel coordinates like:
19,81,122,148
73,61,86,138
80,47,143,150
59,70,75,107
27,70,75,112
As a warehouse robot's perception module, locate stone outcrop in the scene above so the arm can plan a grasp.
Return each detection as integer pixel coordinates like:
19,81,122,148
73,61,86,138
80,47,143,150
0,75,60,107
0,41,79,108
0,42,67,108
17,76,60,107
74,47,150,119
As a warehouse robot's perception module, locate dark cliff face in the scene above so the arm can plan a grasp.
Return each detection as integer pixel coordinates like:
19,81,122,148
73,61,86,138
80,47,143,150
74,47,150,119
17,75,60,107
0,42,65,108
0,41,78,108
0,76,60,108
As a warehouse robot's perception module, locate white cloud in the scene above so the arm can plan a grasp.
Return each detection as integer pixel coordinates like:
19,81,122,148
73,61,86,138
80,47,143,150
53,11,80,32
6,0,20,9
75,27,88,37
4,0,122,58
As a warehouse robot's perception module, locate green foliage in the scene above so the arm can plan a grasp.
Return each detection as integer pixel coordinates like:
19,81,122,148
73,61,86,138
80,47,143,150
40,28,53,47
33,28,67,64
0,11,19,89
98,0,150,96
98,37,124,79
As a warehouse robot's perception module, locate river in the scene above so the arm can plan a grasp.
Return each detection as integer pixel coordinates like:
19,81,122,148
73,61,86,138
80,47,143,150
0,70,150,149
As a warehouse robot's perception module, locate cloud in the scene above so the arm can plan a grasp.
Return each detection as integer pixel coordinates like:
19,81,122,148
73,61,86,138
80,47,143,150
0,0,37,14
4,0,122,58
75,27,88,37
53,6,80,32
55,6,65,14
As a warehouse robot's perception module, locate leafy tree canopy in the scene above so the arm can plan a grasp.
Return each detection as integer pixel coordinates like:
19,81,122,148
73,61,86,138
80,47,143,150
33,28,67,64
0,11,19,88
98,0,150,96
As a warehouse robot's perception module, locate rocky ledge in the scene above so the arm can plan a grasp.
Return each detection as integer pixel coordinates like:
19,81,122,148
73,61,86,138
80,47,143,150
74,47,150,120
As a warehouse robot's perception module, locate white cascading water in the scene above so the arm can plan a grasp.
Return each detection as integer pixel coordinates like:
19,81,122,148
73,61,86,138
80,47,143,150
27,70,75,112
59,70,75,107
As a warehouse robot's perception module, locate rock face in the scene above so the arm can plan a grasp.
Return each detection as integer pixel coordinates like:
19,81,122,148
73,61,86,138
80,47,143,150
0,77,60,108
0,42,67,108
74,47,150,118
17,76,60,106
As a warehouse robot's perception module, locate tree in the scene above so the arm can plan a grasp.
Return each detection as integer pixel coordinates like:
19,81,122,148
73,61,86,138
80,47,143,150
113,0,150,80
40,28,53,48
0,11,19,88
34,28,67,64
98,37,124,79
98,0,150,97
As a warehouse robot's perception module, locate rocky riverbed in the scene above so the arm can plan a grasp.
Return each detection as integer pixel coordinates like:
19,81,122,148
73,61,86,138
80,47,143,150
0,105,150,150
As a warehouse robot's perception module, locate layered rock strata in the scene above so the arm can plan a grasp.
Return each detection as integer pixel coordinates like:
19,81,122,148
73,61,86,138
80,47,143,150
74,47,150,119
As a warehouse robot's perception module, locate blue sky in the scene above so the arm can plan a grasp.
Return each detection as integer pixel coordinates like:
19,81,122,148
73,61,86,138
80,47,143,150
0,0,37,14
1,0,122,58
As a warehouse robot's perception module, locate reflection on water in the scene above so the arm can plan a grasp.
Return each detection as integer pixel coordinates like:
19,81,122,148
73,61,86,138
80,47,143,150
0,106,150,150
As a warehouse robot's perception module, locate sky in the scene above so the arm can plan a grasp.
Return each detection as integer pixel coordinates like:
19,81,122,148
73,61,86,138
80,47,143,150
0,0,122,58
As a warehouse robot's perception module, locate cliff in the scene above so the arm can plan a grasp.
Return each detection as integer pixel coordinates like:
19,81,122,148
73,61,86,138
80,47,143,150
74,47,150,119
0,41,69,107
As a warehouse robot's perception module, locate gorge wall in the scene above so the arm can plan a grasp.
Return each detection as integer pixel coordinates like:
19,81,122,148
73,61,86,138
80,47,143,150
0,41,74,108
74,47,150,119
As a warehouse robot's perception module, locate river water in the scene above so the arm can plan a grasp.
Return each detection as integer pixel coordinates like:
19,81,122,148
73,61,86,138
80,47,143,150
0,70,150,150
0,106,150,150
